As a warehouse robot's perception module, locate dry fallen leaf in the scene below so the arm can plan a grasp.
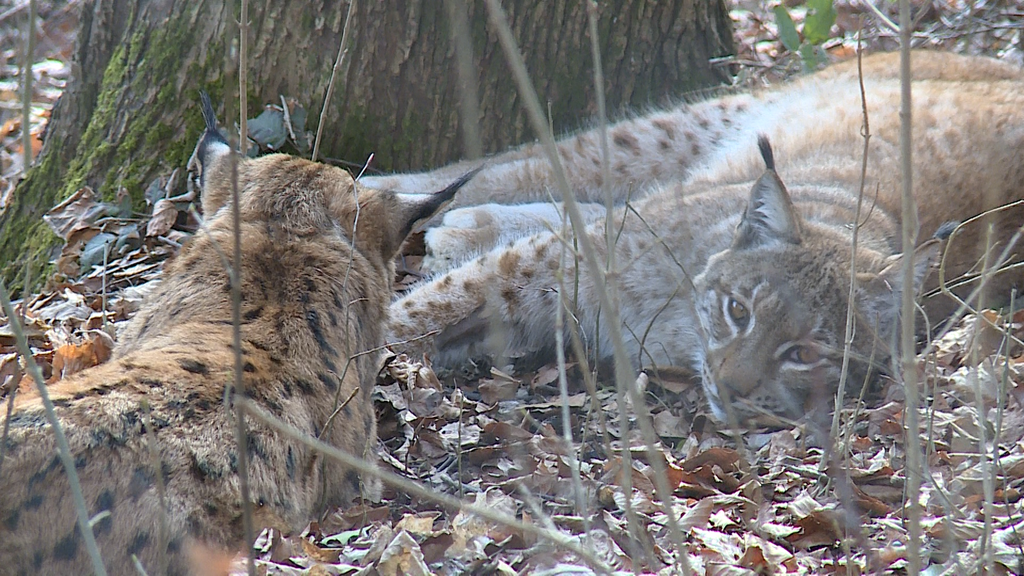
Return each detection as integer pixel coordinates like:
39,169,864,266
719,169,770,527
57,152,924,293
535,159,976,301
49,331,113,381
375,531,430,576
146,198,180,237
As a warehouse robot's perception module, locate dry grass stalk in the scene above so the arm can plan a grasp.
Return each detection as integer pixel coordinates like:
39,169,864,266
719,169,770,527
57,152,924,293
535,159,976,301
0,279,108,576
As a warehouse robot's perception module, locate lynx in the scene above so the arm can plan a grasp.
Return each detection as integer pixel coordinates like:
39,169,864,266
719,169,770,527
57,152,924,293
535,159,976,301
372,51,1024,427
0,96,467,575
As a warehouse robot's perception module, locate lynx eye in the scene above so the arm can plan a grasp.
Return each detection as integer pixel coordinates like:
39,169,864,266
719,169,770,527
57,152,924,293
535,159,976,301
726,297,749,327
786,345,819,364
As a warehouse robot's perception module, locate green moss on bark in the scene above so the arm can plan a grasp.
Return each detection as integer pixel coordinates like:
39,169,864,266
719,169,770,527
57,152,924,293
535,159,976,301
0,9,226,294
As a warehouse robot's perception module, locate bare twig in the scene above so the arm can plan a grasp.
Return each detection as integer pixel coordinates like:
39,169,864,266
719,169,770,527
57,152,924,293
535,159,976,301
238,398,615,573
0,369,22,474
238,2,248,157
312,0,357,162
584,0,643,561
971,227,995,571
897,2,923,573
280,95,296,143
482,1,693,570
141,400,169,575
233,2,255,569
0,0,28,24
862,0,899,33
830,29,870,447
0,279,108,576
20,0,35,175
554,189,589,528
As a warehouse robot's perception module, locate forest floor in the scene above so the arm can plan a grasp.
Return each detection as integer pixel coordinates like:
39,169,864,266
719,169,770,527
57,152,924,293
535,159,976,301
1,1,1024,574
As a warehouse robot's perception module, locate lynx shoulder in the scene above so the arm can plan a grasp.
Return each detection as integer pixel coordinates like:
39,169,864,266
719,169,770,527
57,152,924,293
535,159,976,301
0,96,467,575
375,51,1024,426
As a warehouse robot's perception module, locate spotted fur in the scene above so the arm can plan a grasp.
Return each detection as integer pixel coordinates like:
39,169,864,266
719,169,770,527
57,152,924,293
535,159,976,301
377,51,1024,427
0,101,466,574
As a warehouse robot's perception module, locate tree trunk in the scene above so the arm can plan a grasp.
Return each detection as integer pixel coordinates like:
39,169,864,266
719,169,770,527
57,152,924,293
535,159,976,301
0,0,734,293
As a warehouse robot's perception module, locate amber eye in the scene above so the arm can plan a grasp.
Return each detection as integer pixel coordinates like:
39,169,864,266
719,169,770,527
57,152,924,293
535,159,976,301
726,297,749,327
787,346,819,364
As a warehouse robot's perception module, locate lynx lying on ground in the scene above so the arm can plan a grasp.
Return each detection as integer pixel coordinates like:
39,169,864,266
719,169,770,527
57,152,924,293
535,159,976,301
371,51,1024,427
0,98,466,575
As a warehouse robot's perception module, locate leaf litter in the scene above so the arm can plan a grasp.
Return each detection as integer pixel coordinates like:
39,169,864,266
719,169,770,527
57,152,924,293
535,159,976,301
2,0,1024,574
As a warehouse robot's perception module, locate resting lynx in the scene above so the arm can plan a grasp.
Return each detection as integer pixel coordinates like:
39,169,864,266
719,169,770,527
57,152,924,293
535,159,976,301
372,51,1024,426
0,97,467,574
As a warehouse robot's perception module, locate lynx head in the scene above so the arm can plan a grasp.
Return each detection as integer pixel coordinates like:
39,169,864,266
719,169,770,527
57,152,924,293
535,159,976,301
691,137,938,428
187,92,469,265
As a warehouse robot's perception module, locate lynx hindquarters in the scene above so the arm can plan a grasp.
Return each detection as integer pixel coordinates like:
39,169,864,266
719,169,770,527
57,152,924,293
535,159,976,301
383,51,1024,427
0,97,469,575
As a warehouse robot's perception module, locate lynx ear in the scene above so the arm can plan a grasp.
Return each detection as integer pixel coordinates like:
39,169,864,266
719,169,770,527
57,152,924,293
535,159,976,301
395,167,481,239
188,92,234,215
367,168,479,259
855,239,941,334
732,164,801,249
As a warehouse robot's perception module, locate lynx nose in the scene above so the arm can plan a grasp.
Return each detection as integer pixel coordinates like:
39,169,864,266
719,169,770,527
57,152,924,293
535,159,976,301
712,355,761,398
717,376,762,399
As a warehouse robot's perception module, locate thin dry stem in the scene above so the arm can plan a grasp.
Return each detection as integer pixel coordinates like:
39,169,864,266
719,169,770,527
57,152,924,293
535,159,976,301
312,0,357,162
238,398,614,573
0,369,21,473
897,2,923,573
20,0,34,174
0,279,109,576
932,202,1024,345
238,0,248,156
828,27,870,454
971,227,996,570
141,400,170,575
554,217,589,527
482,1,692,570
584,0,648,563
232,2,255,563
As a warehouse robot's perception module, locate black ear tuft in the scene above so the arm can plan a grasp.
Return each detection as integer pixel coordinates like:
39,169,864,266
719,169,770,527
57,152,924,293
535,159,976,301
199,92,220,134
757,134,775,171
188,92,235,213
732,138,800,249
933,220,959,240
197,91,228,152
433,165,483,208
400,166,482,239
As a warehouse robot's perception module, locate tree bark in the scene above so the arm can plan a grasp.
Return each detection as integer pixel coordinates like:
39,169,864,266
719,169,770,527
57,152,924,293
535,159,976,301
0,0,734,293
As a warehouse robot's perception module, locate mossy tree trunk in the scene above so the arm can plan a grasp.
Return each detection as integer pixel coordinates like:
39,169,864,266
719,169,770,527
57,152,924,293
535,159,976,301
0,0,734,294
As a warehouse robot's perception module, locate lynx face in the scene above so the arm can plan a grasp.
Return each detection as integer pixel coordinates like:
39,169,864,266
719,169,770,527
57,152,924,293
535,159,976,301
380,51,1023,431
694,248,847,426
691,149,938,427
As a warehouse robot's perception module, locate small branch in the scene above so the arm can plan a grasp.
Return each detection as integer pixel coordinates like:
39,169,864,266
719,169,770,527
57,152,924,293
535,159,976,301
897,2,923,574
312,0,357,162
238,398,614,573
234,2,255,568
553,192,588,531
0,279,109,576
861,0,899,33
141,400,170,575
482,1,693,570
584,1,645,563
0,370,22,474
280,95,296,143
20,0,35,175
827,20,869,463
971,227,995,571
238,0,248,157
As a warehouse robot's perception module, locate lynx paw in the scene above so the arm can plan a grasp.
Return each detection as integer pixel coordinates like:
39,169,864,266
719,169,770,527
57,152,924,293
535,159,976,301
422,206,503,273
